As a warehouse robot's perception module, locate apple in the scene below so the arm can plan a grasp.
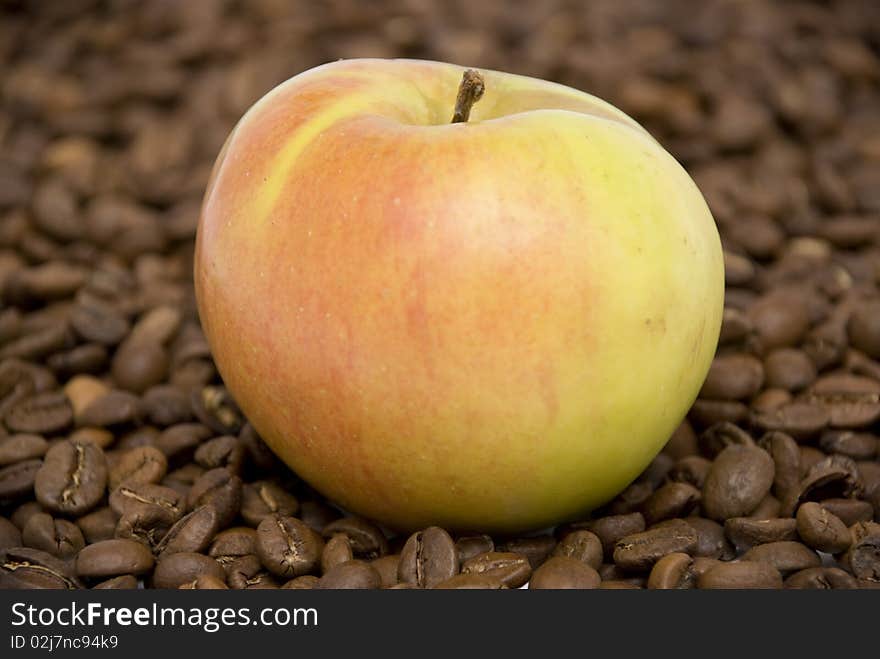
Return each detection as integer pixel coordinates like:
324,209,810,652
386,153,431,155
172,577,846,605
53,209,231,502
195,58,724,533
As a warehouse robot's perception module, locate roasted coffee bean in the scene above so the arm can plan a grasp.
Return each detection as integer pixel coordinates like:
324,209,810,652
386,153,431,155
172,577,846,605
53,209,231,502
0,324,71,362
642,482,701,524
698,421,754,458
256,514,323,578
842,522,880,581
763,349,816,392
725,517,798,551
583,513,646,559
92,575,139,590
751,389,793,414
78,389,141,427
0,516,22,549
141,385,192,426
796,502,851,553
297,500,340,533
700,353,764,400
784,567,857,589
668,456,712,489
155,423,212,464
10,502,44,531
187,468,241,528
112,338,168,394
0,459,41,498
194,435,244,473
282,575,320,590
69,427,114,449
76,539,155,578
192,386,241,434
5,391,73,434
70,300,130,346
848,303,880,358
647,553,696,589
781,455,863,516
608,480,654,514
209,527,257,561
820,498,874,526
109,483,183,523
637,453,675,489
496,535,556,569
697,561,783,589
152,552,225,589
820,430,878,460
226,554,264,589
371,554,400,587
461,551,531,588
76,507,118,544
155,505,219,556
34,440,106,515
64,375,109,422
432,573,506,589
552,530,603,569
663,420,699,459
179,574,229,590
758,431,801,500
22,512,84,558
747,293,810,350
684,517,734,559
109,445,167,490
323,516,388,558
613,520,698,571
1,547,81,589
239,480,298,527
318,560,381,589
529,556,600,589
0,433,48,465
742,541,821,575
703,445,775,520
751,402,830,441
598,580,643,589
455,534,494,563
398,526,458,588
321,534,353,574
749,494,783,519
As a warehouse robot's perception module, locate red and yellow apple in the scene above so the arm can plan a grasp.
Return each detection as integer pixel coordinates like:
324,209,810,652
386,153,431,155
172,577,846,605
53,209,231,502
195,58,723,533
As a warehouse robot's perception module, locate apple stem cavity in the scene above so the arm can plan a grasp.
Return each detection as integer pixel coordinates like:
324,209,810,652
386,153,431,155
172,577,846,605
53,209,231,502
451,69,485,124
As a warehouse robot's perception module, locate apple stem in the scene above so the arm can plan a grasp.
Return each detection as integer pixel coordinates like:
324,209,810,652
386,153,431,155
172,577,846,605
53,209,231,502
451,69,485,123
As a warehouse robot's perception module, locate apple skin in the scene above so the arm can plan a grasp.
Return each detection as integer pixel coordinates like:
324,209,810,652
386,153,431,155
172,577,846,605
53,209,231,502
195,58,723,533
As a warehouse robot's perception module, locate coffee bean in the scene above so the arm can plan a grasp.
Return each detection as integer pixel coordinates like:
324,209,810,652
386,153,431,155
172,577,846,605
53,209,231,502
156,505,219,556
757,431,801,500
724,517,798,551
152,552,224,589
78,389,141,427
225,554,263,589
697,561,783,589
819,498,874,526
598,580,643,589
747,293,810,350
1,547,81,589
752,402,830,441
322,516,388,558
668,456,712,489
141,385,192,426
112,338,168,394
109,445,167,490
0,324,72,362
613,520,699,571
317,560,381,589
763,348,816,392
70,300,130,346
22,512,84,558
702,445,775,520
256,514,322,578
432,573,506,589
751,388,793,413
808,374,880,429
742,541,821,575
700,353,764,400
194,435,244,473
583,512,646,559
781,455,863,516
5,391,73,434
552,530,603,569
819,431,877,460
63,375,109,422
109,482,183,522
749,494,783,519
796,502,851,553
647,552,696,589
663,420,699,459
76,506,118,544
0,516,22,549
371,554,400,587
461,551,531,588
0,433,48,465
847,302,880,358
698,421,754,458
804,319,848,371
69,427,114,449
455,534,494,563
282,575,320,590
92,575,139,590
321,534,353,574
841,522,880,581
684,517,735,559
180,574,229,590
77,539,155,578
192,386,241,434
398,526,458,588
642,482,701,525
34,440,106,515
187,468,241,528
529,556,600,589
0,459,42,498
784,567,857,589
155,423,212,463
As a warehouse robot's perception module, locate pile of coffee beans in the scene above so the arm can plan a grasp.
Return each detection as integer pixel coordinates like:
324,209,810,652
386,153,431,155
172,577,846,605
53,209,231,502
1,1,879,589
